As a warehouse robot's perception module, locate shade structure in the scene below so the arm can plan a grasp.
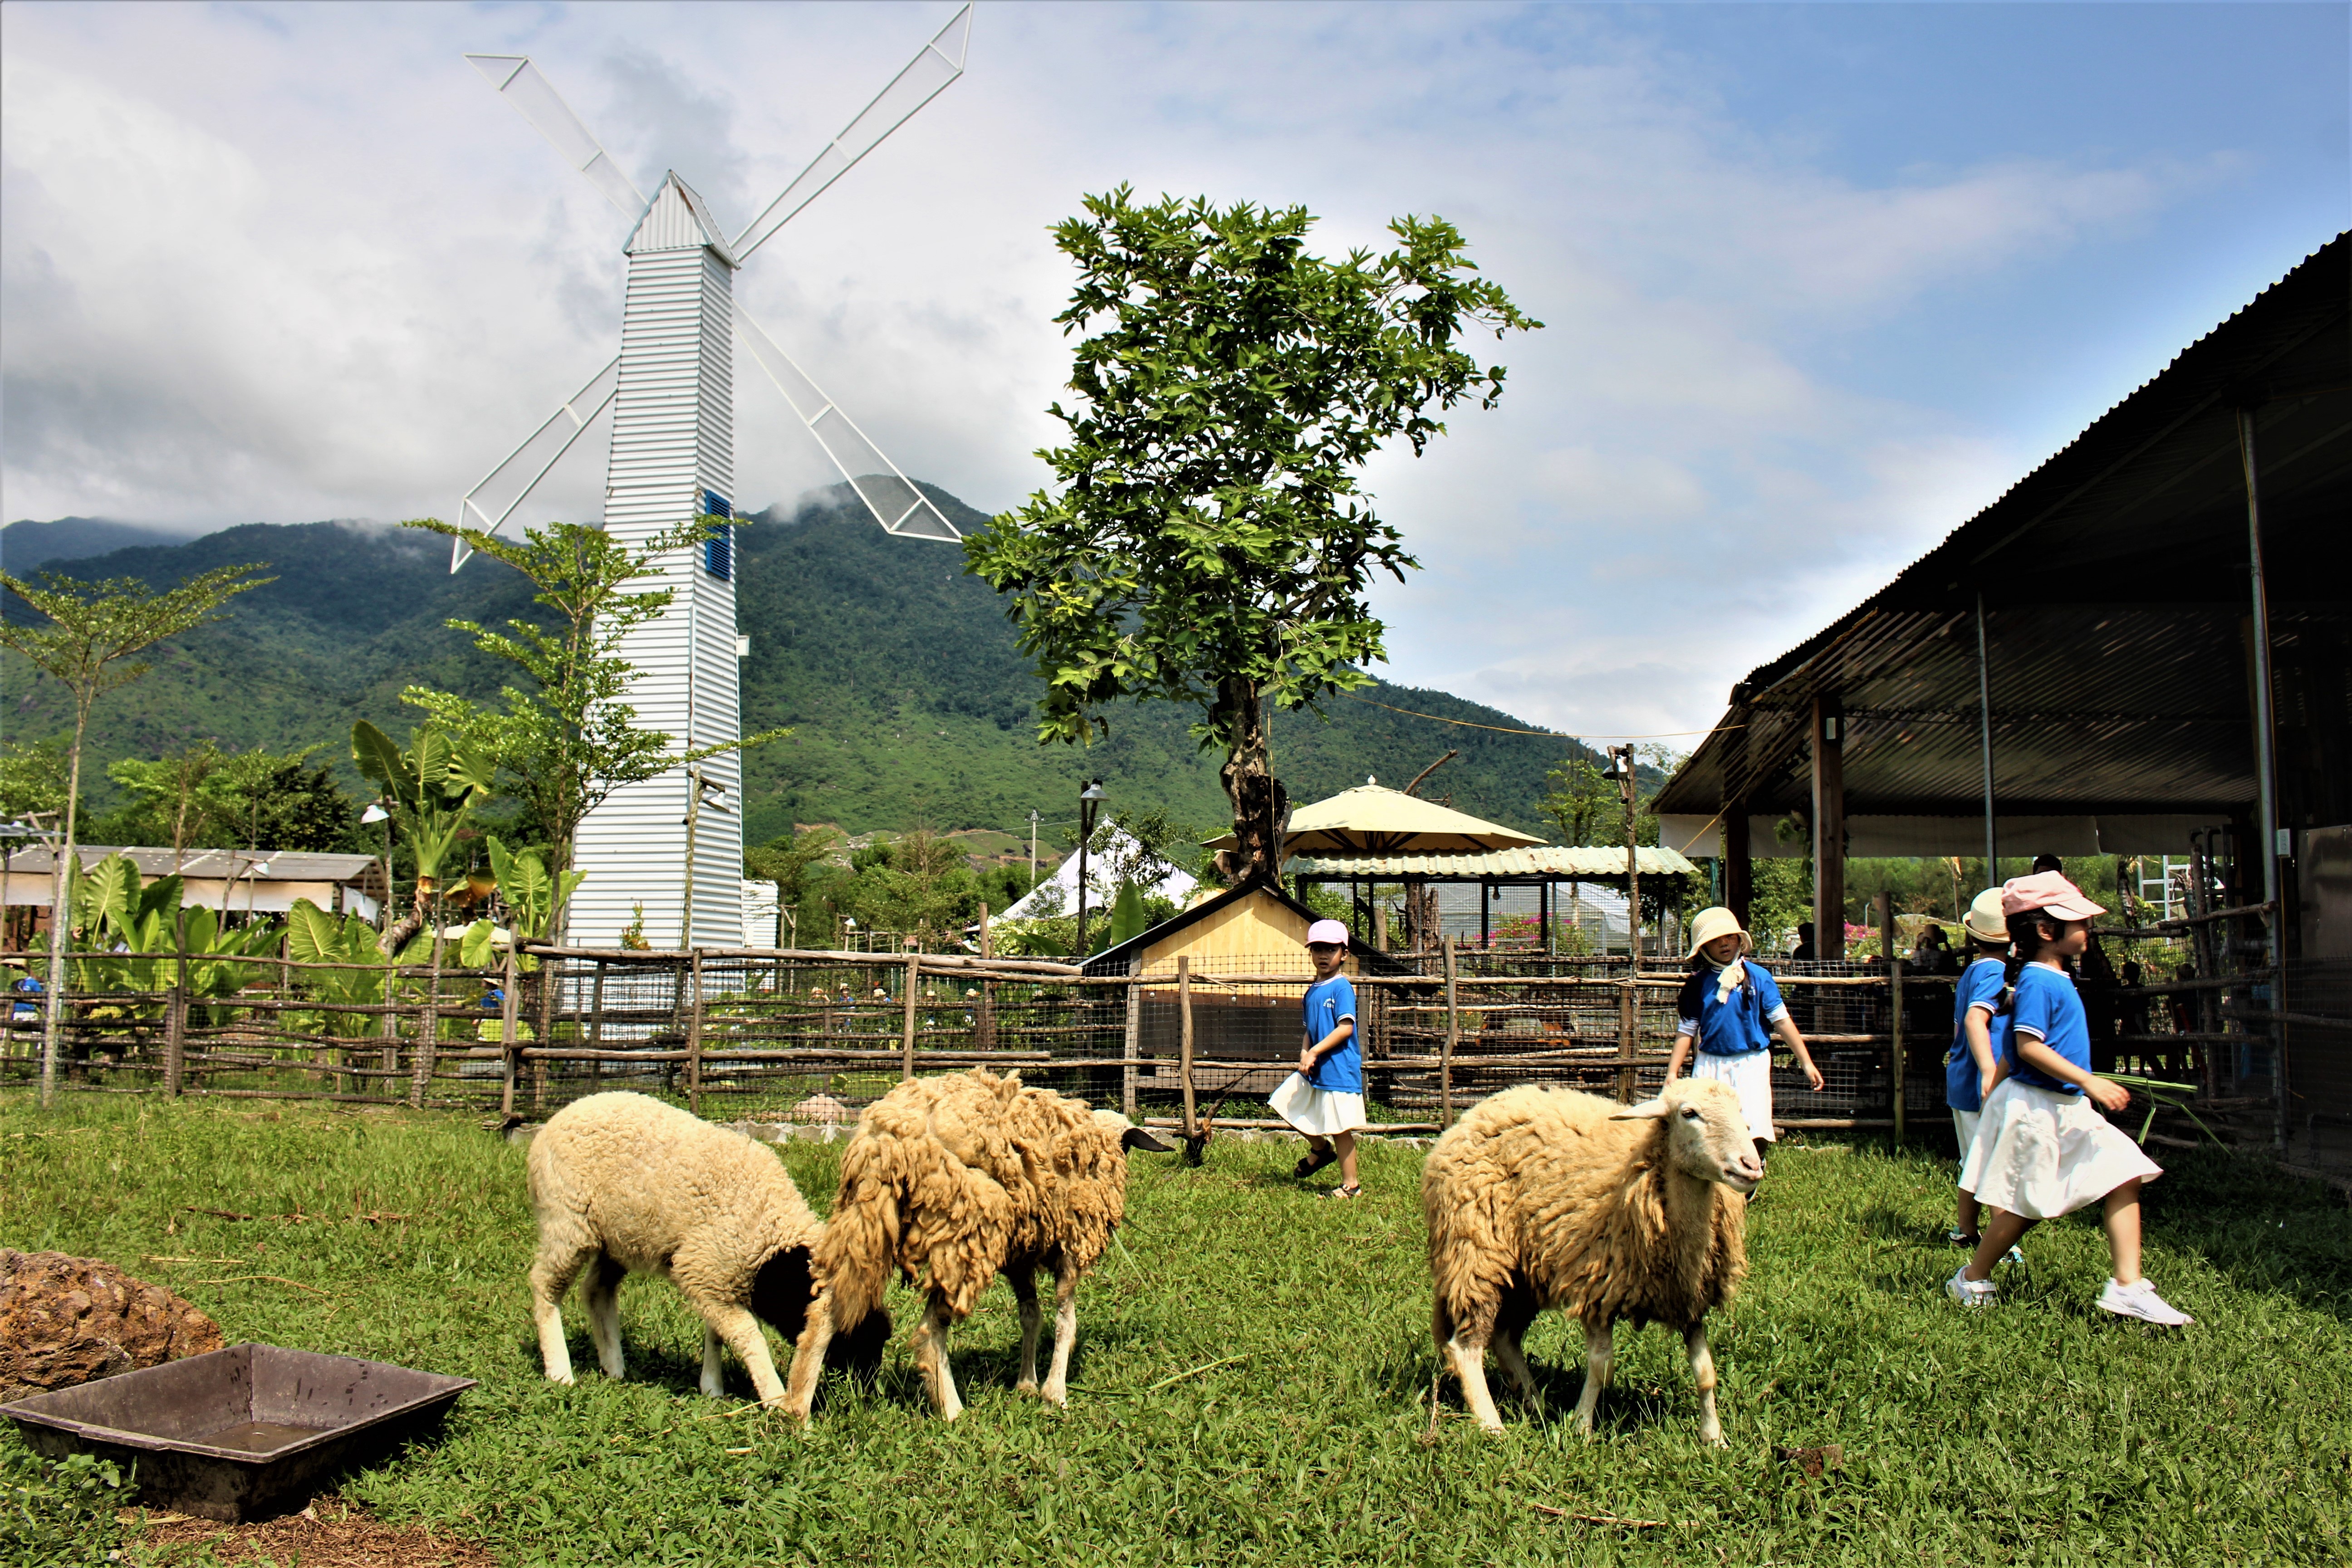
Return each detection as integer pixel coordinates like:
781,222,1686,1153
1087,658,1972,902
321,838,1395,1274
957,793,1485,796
1289,845,1697,880
1205,784,1542,857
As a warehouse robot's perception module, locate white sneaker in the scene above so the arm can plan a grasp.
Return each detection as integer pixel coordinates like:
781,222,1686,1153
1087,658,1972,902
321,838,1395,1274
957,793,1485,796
2097,1278,2193,1326
1945,1268,1998,1308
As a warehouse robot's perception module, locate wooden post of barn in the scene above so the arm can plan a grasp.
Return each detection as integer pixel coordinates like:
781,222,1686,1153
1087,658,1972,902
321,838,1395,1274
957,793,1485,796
1178,956,1197,1137
499,944,522,1119
901,952,921,1081
687,949,706,1116
1121,966,1140,1121
1441,936,1459,1129
1877,891,1904,1144
976,903,997,1056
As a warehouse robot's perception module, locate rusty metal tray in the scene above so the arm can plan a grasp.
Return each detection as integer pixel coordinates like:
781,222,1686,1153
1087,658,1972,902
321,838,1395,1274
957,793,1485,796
1,1342,474,1522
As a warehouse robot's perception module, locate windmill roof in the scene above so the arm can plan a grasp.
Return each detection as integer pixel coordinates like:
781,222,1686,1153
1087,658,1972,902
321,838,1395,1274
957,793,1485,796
1204,784,1542,855
627,172,737,265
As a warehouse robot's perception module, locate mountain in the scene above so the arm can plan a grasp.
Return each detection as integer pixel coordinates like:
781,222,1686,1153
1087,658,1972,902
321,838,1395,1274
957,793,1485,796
3,486,1598,846
2,518,216,573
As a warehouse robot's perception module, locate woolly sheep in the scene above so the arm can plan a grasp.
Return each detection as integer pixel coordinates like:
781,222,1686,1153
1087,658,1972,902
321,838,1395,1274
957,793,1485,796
1421,1077,1760,1445
783,1069,1173,1421
527,1090,884,1404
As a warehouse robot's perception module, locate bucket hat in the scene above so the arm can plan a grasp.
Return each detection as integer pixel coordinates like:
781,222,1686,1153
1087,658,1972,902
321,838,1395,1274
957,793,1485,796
1962,888,2010,945
1686,906,1753,958
2001,871,2107,922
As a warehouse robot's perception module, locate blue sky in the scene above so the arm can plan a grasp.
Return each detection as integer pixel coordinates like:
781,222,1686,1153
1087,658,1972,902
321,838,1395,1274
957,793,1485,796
2,1,2343,743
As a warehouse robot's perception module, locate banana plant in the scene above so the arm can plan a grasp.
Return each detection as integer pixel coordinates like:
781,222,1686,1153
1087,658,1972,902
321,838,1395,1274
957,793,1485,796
488,835,583,955
350,720,499,903
50,853,273,1015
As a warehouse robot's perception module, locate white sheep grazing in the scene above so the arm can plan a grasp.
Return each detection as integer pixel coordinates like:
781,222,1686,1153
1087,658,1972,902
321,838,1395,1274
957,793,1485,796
1421,1077,1760,1444
782,1069,1173,1421
528,1090,883,1404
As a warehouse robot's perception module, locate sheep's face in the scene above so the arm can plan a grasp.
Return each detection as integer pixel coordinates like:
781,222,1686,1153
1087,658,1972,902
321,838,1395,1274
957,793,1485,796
1090,1108,1176,1156
1613,1080,1763,1192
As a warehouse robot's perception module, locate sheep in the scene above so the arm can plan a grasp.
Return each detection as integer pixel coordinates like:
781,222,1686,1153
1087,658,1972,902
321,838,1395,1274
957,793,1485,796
782,1069,1174,1421
1421,1076,1761,1445
526,1090,885,1405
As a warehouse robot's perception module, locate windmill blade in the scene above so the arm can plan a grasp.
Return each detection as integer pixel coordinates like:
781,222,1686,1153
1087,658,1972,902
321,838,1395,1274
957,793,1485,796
734,303,961,542
730,3,972,264
466,54,647,219
450,357,622,572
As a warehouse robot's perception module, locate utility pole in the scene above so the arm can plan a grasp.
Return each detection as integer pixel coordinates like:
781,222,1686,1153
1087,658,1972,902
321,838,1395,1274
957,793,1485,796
1610,744,1640,964
1027,809,1041,892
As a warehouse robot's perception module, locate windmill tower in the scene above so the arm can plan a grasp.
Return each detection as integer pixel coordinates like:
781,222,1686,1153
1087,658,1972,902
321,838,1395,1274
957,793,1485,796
456,6,971,947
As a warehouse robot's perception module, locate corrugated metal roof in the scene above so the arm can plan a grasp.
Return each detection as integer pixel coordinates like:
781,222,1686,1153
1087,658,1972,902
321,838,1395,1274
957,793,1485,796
1656,232,2350,825
1,846,379,881
1289,845,1697,878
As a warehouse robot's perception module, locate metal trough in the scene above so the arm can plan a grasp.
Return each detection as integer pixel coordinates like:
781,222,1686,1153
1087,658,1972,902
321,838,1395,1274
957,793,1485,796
1,1343,474,1522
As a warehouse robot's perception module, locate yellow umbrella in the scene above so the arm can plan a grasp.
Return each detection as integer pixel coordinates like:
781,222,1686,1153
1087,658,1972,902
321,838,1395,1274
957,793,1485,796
1205,783,1543,857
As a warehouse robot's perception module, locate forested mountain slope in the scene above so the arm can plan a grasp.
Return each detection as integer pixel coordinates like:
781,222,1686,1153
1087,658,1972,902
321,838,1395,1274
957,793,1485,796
5,485,1597,847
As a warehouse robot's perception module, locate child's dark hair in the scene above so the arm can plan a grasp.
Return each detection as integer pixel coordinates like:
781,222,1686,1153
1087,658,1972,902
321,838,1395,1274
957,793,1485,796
1995,910,2056,1015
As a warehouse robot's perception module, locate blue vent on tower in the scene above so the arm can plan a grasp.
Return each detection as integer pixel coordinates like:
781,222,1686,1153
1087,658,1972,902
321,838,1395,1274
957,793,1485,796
701,490,733,581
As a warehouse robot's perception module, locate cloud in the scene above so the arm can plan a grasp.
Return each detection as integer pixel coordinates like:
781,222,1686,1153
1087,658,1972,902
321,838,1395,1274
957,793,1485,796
0,0,2292,745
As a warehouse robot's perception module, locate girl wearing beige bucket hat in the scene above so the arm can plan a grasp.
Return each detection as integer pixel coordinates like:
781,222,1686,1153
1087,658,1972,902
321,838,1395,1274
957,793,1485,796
1666,908,1824,1172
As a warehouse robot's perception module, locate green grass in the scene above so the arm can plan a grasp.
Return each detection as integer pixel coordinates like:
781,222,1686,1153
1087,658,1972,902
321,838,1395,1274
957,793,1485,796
3,1094,2347,1566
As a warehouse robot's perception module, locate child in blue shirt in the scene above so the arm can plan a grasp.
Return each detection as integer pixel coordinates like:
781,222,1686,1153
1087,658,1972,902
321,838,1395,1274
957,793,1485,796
1269,919,1368,1199
1945,888,2013,1246
1949,873,2189,1326
1666,907,1824,1176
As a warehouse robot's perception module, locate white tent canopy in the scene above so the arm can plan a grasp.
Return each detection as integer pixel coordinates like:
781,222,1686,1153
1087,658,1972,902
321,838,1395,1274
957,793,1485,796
997,825,1198,922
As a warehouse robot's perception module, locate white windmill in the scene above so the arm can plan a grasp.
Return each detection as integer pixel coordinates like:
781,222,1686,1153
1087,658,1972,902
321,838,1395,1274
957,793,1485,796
455,6,971,949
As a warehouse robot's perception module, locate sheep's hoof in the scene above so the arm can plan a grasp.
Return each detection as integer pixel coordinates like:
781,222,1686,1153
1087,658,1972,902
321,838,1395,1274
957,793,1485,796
1015,1378,1039,1396
1041,1385,1068,1409
548,1370,576,1387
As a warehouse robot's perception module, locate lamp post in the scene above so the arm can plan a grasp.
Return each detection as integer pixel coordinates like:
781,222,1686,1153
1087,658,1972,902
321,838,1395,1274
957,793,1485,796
360,799,393,933
1027,808,1042,893
1607,745,1639,963
1075,779,1106,954
679,768,732,949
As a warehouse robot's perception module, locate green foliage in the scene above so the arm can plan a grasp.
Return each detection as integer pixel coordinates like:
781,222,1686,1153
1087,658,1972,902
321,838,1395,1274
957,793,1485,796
968,188,1538,880
1106,880,1149,948
351,720,497,892
0,735,75,826
5,1097,2348,1565
99,740,360,855
2,1445,131,1566
487,834,581,948
1539,756,1613,847
284,897,396,1038
20,851,277,1007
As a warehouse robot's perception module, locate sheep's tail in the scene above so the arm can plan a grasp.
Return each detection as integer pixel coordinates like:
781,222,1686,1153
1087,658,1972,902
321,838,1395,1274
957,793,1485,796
815,1135,902,1331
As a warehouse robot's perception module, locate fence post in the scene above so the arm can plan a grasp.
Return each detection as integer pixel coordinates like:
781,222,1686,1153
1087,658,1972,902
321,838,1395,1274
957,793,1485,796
588,959,607,1088
687,950,706,1117
499,945,522,1119
976,904,996,1056
1441,936,1458,1129
1121,968,1140,1121
901,953,920,1081
1877,891,1902,1144
1178,957,1196,1137
409,933,442,1109
1617,980,1637,1105
162,985,186,1099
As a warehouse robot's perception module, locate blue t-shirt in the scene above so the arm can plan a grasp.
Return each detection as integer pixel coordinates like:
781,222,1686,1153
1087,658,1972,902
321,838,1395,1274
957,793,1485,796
1303,974,1361,1092
2005,963,2090,1095
1945,957,2009,1112
1674,962,1788,1056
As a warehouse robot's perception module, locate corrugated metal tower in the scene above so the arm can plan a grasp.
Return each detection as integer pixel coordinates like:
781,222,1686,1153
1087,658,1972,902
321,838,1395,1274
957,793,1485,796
452,7,972,947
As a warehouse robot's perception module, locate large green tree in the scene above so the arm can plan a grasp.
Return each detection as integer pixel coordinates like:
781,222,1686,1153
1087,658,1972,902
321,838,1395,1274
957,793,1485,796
966,189,1538,886
0,563,269,1105
399,515,783,939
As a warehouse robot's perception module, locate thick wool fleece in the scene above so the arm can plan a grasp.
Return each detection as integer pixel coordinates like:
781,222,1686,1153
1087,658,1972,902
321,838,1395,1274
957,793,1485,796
1422,1083,1747,1341
529,1091,823,1337
816,1071,1131,1331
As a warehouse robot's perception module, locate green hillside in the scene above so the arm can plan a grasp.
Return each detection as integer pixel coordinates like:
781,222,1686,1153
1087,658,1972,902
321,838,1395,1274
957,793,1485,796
5,487,1599,847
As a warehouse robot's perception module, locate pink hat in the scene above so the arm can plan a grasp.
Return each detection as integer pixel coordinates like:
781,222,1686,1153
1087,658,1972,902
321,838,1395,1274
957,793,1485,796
2000,871,2106,922
1305,919,1350,948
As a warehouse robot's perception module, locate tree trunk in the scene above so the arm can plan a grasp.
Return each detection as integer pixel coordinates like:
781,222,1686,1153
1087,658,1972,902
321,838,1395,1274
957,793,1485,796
1211,676,1288,888
39,704,90,1109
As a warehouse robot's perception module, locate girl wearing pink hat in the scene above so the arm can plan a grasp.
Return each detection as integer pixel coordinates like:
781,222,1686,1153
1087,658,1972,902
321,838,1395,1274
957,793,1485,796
1270,919,1370,1198
1949,872,2191,1325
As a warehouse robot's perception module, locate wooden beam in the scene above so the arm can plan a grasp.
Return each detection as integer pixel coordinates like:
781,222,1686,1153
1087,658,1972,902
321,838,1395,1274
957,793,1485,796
1813,695,1846,959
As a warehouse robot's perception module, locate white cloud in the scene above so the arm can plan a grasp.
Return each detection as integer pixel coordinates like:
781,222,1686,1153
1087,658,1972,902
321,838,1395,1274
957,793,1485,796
0,0,2242,742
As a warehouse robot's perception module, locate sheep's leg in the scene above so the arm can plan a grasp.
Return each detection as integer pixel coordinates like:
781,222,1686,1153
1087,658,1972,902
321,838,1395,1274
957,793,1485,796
911,1293,965,1421
1685,1321,1725,1448
529,1238,599,1386
1490,1286,1542,1407
1008,1267,1042,1395
1039,1262,1079,1409
782,1289,840,1423
704,1302,787,1406
1441,1297,1506,1436
583,1253,627,1380
1573,1317,1614,1439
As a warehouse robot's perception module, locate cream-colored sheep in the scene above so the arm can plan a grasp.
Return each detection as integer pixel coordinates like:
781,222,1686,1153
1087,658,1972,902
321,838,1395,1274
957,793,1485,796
1421,1077,1760,1444
528,1090,878,1404
782,1069,1173,1421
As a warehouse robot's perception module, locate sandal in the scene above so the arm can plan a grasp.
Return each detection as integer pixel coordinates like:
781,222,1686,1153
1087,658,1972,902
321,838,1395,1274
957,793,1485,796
1327,1183,1362,1200
1293,1147,1337,1180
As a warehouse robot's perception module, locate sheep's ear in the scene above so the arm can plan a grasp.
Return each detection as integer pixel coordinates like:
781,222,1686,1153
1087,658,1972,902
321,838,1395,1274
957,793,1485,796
1122,1126,1177,1154
1608,1099,1669,1121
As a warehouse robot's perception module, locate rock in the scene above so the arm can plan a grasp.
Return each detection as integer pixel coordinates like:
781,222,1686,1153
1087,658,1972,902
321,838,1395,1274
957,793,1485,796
0,1250,224,1403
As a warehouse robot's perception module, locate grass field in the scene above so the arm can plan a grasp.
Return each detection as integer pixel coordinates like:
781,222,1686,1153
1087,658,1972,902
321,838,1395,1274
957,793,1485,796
4,1093,2348,1566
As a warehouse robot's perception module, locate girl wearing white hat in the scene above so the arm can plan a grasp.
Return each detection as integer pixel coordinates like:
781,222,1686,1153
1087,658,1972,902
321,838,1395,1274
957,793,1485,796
1945,888,2015,1247
1665,908,1824,1174
1269,919,1371,1198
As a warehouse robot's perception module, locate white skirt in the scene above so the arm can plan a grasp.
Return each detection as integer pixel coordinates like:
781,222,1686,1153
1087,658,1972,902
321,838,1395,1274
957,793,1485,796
1952,1109,1982,1191
1958,1079,2162,1221
1269,1073,1371,1137
1691,1050,1774,1143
